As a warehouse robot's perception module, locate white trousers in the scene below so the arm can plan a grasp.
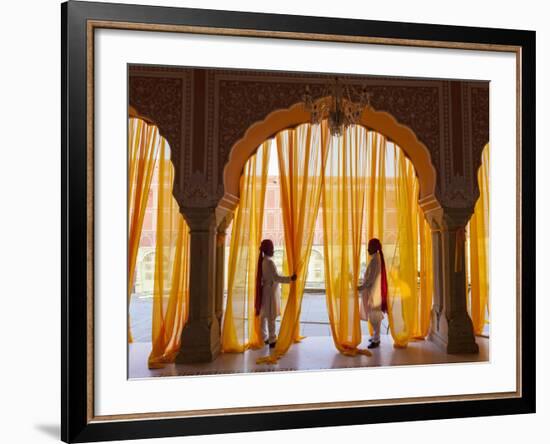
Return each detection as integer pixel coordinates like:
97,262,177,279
368,308,384,342
261,316,277,343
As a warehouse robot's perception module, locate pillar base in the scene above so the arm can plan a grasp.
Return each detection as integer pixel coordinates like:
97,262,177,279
447,312,479,354
176,319,220,363
429,311,479,354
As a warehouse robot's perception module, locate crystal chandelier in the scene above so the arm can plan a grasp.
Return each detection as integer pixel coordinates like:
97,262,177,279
302,77,373,137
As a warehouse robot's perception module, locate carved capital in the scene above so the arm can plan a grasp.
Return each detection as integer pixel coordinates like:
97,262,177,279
177,171,222,209
180,206,217,233
438,175,478,209
424,205,474,232
216,213,232,243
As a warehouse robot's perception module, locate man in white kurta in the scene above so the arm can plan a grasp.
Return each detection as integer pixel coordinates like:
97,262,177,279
261,255,293,345
358,239,386,348
256,239,296,347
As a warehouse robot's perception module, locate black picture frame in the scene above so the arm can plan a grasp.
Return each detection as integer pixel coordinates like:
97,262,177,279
61,1,536,442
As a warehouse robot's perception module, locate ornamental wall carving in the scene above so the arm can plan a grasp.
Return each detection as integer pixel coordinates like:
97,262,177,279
129,65,489,212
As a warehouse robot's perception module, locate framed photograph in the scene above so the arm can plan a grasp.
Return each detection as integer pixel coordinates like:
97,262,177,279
62,0,535,442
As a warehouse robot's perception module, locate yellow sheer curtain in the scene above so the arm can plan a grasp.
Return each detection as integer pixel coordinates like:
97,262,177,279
468,144,490,335
221,142,270,352
148,139,191,368
257,123,326,363
365,132,387,241
386,146,420,348
128,118,160,343
322,125,371,356
363,132,387,337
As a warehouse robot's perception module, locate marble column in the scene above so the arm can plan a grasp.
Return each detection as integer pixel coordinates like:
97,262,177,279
426,207,479,354
176,207,220,363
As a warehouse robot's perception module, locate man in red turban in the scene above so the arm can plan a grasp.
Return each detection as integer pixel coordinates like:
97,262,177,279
255,239,296,348
357,238,388,349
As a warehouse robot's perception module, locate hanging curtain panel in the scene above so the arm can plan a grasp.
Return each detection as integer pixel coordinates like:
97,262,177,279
365,132,387,242
363,132,387,337
147,139,191,368
322,125,371,356
128,118,161,343
385,145,421,348
468,144,490,335
257,123,327,364
221,142,271,352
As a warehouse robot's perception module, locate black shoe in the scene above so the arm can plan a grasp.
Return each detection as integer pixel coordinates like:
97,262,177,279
264,340,269,345
367,341,380,349
269,341,277,349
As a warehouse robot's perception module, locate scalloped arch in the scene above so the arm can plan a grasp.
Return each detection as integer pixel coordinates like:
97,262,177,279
221,102,437,214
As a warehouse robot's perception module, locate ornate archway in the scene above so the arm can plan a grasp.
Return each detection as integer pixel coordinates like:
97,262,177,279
221,102,437,215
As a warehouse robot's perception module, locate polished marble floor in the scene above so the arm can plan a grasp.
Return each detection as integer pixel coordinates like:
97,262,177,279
128,335,489,379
